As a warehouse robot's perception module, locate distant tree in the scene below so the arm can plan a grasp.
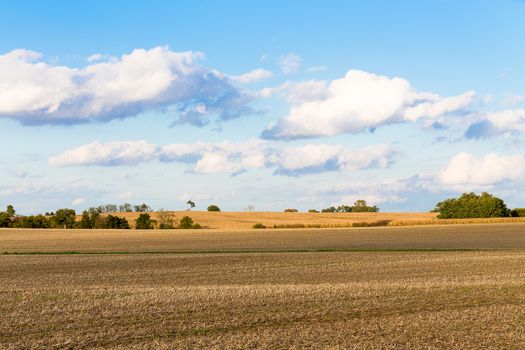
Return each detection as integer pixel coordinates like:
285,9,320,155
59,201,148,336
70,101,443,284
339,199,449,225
186,200,195,210
178,216,201,229
12,215,50,229
308,209,319,213
434,192,511,219
135,213,155,229
349,200,379,213
321,200,379,213
6,205,15,217
284,208,298,212
134,203,152,212
245,205,255,212
103,204,118,213
50,209,76,229
77,211,94,229
0,212,10,228
157,209,176,229
207,205,221,212
321,206,337,213
105,215,130,229
119,203,133,212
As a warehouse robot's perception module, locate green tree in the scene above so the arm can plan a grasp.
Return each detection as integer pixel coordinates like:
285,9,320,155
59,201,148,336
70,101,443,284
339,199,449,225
186,200,195,210
12,215,50,228
0,212,11,227
105,215,130,229
6,205,15,217
207,205,221,212
178,216,201,229
135,213,155,229
50,209,77,229
434,192,511,219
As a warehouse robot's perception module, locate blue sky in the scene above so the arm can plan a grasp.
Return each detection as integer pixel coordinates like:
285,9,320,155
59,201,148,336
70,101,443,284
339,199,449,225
1,0,525,213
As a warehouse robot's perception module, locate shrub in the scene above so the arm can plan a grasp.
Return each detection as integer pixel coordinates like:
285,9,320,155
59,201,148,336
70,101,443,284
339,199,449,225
105,215,130,229
284,208,298,212
253,223,266,229
178,216,202,229
135,213,155,229
157,209,176,229
434,192,512,219
207,205,221,212
308,209,319,213
512,208,525,217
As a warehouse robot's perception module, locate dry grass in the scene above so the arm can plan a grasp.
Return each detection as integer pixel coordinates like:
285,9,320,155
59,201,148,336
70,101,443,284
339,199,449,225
114,211,441,229
102,211,525,229
1,251,525,349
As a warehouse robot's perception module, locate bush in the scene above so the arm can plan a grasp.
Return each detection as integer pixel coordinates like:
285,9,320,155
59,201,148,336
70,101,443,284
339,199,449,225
207,205,221,212
284,208,298,212
105,215,130,229
512,208,525,217
157,209,176,229
135,213,155,229
308,209,319,213
253,223,266,229
178,216,201,229
434,192,512,219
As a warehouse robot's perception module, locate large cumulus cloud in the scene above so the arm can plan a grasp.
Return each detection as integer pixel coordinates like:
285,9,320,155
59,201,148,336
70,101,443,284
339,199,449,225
0,47,255,126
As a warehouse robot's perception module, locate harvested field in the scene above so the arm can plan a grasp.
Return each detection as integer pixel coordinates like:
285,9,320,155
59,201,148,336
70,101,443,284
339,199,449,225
2,223,525,253
2,224,525,349
2,251,525,348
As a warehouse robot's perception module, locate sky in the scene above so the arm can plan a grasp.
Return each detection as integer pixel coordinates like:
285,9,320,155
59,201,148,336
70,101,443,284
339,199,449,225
1,0,525,214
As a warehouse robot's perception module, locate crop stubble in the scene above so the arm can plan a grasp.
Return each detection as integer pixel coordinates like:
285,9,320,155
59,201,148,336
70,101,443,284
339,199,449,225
1,224,525,349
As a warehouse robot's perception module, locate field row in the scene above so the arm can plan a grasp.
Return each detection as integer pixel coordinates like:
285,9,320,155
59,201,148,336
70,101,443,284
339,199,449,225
2,223,525,253
2,251,524,348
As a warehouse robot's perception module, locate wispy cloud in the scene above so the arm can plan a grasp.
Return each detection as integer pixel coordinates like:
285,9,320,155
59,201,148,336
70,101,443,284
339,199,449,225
49,139,398,176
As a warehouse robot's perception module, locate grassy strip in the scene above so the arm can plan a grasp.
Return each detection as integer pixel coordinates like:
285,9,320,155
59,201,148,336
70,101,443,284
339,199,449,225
1,248,505,255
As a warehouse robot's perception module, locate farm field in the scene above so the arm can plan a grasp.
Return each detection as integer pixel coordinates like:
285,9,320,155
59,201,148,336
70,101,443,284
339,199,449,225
102,210,525,229
115,211,441,229
2,224,525,348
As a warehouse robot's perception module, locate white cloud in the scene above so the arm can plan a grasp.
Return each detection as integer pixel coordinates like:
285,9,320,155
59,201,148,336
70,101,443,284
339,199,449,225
465,109,525,139
0,47,254,126
437,152,525,190
48,140,158,167
231,68,273,84
279,53,302,74
260,80,329,104
50,139,396,176
71,197,86,206
273,143,396,175
262,70,475,139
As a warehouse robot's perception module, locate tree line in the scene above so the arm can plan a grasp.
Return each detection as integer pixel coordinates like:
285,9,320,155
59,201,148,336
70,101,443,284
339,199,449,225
0,205,202,230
